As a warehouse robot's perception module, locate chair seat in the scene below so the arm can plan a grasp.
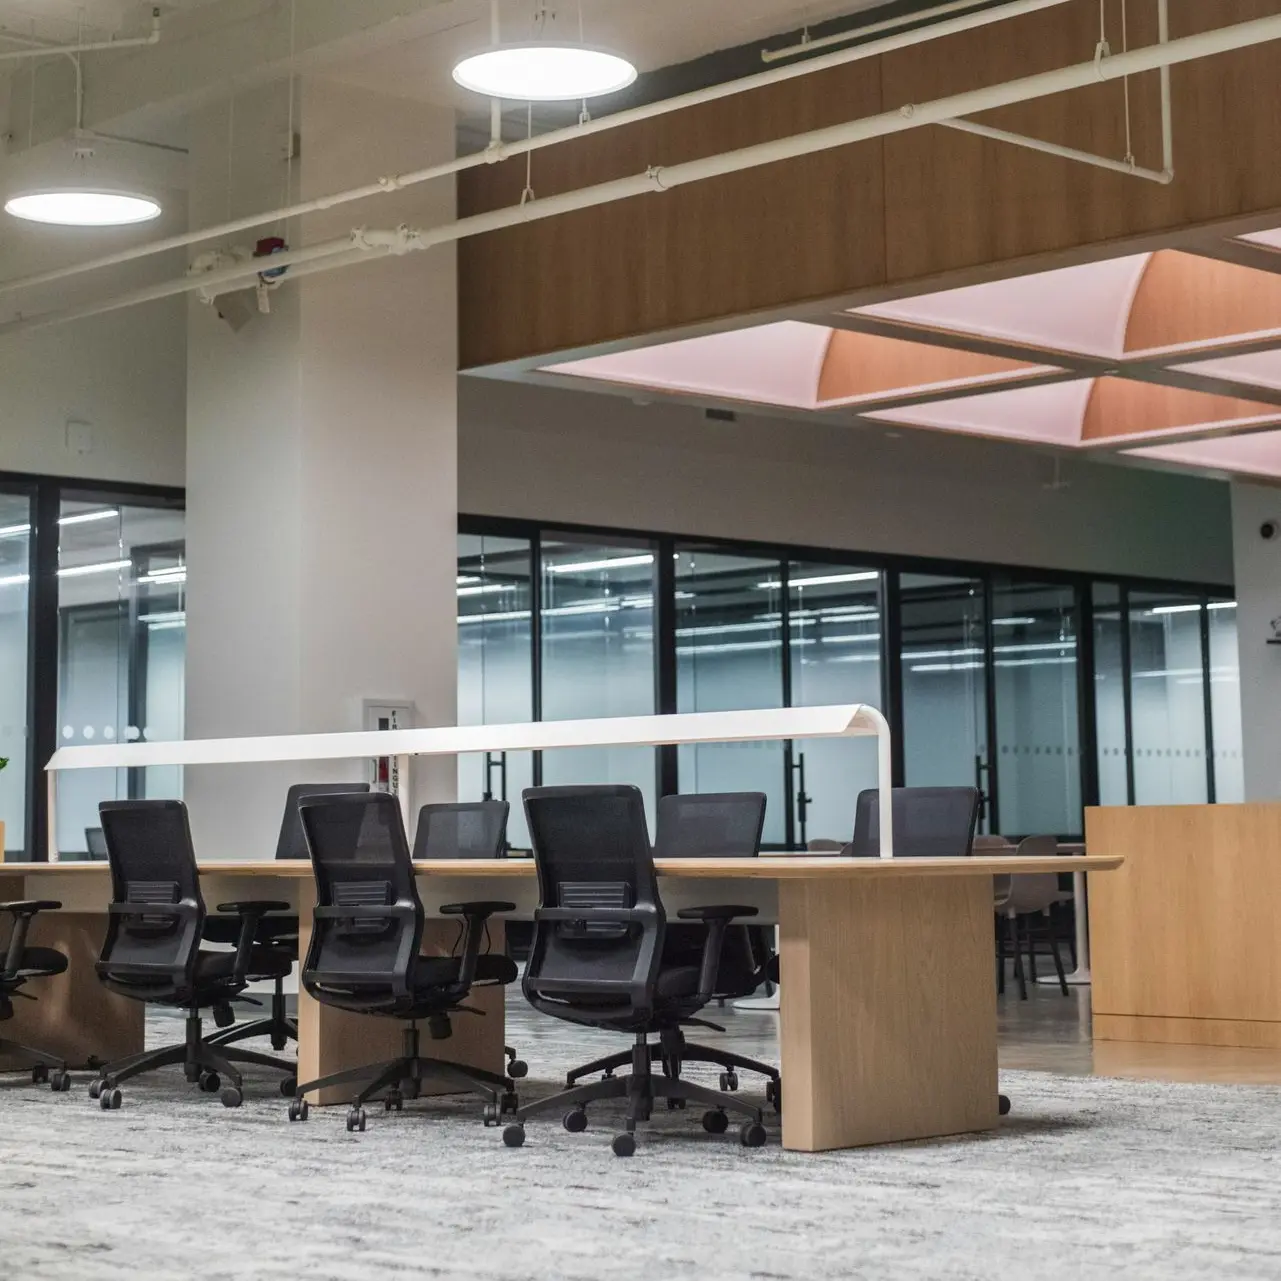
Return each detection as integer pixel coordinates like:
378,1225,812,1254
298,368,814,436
10,946,69,980
202,915,299,950
196,946,294,984
411,952,518,991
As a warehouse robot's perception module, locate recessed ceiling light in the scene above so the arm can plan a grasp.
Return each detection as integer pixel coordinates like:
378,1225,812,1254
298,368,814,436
5,190,162,227
452,43,637,102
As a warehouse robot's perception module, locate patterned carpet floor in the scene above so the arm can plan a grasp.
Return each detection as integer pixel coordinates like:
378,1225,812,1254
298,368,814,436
3,1005,1281,1280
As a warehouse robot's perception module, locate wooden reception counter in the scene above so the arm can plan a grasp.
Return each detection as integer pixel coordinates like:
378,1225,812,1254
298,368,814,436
1088,803,1281,1048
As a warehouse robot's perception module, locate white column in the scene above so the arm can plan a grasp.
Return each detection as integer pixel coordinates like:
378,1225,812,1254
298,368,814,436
1231,482,1280,801
184,77,457,857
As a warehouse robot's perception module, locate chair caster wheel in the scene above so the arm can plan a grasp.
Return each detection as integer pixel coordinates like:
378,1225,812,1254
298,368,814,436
483,1102,500,1127
220,1087,243,1109
501,1091,519,1117
279,1076,297,1099
31,1063,49,1085
765,1078,782,1114
611,1132,637,1158
88,1078,103,1100
385,1090,404,1113
502,1124,526,1148
50,1071,72,1093
507,1058,529,1080
701,1109,729,1135
99,1087,122,1111
999,1094,1011,1116
346,1106,367,1133
739,1121,767,1148
288,1097,309,1122
563,1107,588,1133
198,1070,221,1094
719,1071,739,1092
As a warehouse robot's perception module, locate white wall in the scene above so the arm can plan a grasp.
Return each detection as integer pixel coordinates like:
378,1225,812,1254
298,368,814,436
459,378,1233,585
1232,482,1281,799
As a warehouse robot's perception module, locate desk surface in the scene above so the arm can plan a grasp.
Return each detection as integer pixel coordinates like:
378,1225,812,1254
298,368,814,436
11,855,1121,880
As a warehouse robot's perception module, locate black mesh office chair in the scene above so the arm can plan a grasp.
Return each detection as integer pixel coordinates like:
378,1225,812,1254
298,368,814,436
502,785,768,1157
414,799,527,1081
288,791,520,1133
205,782,370,1053
0,900,72,1091
89,800,297,1110
847,786,982,858
564,792,780,1107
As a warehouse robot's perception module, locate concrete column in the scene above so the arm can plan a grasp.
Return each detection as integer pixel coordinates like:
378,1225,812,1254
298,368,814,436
1231,482,1279,801
184,77,457,857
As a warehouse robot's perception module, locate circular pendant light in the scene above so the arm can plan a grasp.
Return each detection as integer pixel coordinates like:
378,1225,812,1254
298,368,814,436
5,190,161,227
3,139,164,228
452,42,637,102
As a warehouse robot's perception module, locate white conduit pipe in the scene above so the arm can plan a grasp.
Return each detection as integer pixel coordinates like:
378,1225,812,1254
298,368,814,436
0,9,160,60
762,0,1002,62
938,118,1172,182
3,9,1280,341
0,0,1074,300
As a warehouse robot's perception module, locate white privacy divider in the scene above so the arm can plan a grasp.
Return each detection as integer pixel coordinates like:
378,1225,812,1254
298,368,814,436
45,703,893,860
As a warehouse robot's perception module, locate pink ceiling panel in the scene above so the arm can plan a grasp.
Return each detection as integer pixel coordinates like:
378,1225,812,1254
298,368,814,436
868,379,1092,445
1241,229,1281,252
855,255,1151,357
1129,430,1281,478
1173,349,1281,392
541,321,829,408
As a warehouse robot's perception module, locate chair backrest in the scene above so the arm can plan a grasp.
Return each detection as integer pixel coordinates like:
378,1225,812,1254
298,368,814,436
298,791,422,989
1003,835,1062,915
97,800,205,979
413,800,510,860
84,826,109,860
522,784,663,1001
653,792,766,859
848,787,981,859
274,781,370,860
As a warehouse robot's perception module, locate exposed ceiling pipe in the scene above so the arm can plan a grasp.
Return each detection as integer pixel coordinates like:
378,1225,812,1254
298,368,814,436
761,0,1001,62
0,7,160,61
3,7,1279,341
0,0,1072,300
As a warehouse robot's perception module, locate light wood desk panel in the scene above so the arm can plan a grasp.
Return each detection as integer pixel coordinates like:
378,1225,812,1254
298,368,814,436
1,855,1120,1151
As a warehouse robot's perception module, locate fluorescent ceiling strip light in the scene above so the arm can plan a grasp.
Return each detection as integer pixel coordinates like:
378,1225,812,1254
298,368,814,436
457,583,514,597
1146,601,1237,615
757,572,880,590
59,508,118,527
678,638,817,656
547,555,654,574
0,522,31,538
458,609,531,625
147,619,186,632
457,575,481,586
140,569,186,584
826,653,881,665
140,611,185,624
0,572,30,588
57,558,131,578
992,617,1036,626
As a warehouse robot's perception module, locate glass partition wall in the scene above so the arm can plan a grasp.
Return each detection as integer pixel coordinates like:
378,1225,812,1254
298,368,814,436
0,491,32,857
459,517,1239,845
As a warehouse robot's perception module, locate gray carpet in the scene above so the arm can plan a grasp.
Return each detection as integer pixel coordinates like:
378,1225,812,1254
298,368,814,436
4,1007,1281,1280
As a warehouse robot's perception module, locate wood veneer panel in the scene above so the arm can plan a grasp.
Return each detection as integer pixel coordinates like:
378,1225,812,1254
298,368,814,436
1081,376,1281,442
1087,803,1281,1027
1095,1013,1281,1049
778,874,997,1151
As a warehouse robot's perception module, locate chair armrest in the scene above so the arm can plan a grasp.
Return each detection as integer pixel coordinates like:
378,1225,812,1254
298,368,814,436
441,902,517,990
0,899,62,916
676,905,759,922
439,901,516,918
216,900,291,915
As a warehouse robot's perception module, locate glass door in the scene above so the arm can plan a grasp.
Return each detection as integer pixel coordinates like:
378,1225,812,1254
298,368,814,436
899,573,990,828
787,561,882,847
990,578,1080,836
457,533,535,848
0,492,31,858
675,548,786,845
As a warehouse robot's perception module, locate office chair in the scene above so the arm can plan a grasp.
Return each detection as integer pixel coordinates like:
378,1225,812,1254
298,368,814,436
88,800,297,1110
996,835,1069,999
413,800,527,1081
847,786,982,858
502,785,768,1157
288,791,521,1133
84,827,108,860
0,899,73,1091
563,792,780,1109
205,782,370,1053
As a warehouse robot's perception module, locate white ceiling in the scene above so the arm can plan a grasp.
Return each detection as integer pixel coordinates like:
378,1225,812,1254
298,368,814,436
328,0,886,108
0,1,213,43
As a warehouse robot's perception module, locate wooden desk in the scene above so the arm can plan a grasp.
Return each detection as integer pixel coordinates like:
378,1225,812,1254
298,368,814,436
0,854,1120,1152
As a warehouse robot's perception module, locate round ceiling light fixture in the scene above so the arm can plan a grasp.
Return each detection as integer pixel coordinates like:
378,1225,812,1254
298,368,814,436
5,190,162,227
452,42,637,102
3,141,164,227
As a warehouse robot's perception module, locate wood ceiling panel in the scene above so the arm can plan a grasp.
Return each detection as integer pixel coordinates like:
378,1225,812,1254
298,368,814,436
1081,376,1281,444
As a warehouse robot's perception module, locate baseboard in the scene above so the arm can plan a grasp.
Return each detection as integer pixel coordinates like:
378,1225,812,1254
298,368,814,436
1094,1013,1281,1049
